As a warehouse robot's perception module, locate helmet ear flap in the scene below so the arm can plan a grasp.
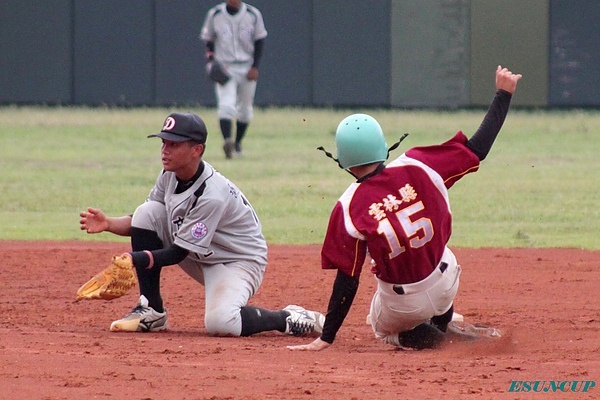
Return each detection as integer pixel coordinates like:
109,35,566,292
335,114,388,170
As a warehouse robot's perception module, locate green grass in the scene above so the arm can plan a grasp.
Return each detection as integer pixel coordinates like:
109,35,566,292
1,106,599,249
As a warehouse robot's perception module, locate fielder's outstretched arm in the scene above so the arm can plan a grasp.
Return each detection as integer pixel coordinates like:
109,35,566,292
79,207,132,236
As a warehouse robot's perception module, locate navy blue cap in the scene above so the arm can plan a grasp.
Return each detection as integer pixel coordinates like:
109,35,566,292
148,113,208,143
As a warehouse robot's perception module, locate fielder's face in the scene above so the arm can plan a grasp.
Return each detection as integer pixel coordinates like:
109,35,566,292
160,139,204,180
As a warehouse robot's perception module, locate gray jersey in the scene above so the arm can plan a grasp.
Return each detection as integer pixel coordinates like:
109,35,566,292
200,2,267,64
147,161,267,266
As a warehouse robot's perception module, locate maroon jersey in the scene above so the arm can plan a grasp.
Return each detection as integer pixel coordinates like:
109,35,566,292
321,131,480,284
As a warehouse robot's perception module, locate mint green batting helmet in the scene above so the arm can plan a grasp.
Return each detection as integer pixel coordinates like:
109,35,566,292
335,114,388,169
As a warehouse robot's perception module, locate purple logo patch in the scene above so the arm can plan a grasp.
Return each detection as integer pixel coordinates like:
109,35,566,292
191,222,208,239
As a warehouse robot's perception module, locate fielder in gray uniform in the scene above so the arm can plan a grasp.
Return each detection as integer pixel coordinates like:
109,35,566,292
201,0,267,159
79,112,324,337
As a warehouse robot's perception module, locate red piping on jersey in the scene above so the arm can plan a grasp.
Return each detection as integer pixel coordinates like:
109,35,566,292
443,165,480,185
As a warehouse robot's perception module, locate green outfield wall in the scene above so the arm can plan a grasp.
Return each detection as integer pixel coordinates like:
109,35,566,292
0,0,597,108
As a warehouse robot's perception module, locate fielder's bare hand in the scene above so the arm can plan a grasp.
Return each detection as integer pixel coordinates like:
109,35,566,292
287,337,331,351
80,207,132,236
80,207,109,234
496,65,522,94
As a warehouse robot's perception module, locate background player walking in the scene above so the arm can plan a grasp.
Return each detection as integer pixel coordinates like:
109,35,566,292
80,112,324,337
200,0,267,159
288,66,522,351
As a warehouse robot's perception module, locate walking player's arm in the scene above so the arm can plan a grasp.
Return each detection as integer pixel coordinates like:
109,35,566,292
247,39,265,81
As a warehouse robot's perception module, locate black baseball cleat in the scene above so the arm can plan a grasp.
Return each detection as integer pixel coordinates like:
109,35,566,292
234,142,243,156
398,323,446,350
223,139,235,159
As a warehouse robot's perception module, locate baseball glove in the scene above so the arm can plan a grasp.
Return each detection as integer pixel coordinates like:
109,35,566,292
76,255,137,301
206,60,230,85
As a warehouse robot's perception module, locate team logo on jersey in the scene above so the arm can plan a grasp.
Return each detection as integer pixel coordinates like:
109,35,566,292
191,222,208,239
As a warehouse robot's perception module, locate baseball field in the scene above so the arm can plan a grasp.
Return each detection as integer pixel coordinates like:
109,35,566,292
1,107,599,399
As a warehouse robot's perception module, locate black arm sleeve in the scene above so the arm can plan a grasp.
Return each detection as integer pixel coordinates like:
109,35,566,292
252,39,264,68
205,41,215,60
466,89,513,161
130,244,189,269
320,270,360,344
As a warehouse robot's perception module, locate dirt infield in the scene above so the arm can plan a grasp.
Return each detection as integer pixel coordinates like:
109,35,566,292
1,241,599,399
